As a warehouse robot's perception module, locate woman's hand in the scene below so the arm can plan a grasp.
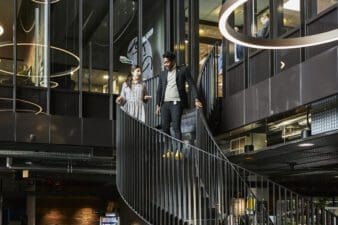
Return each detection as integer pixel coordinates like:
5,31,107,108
195,99,203,108
115,96,125,105
144,95,152,100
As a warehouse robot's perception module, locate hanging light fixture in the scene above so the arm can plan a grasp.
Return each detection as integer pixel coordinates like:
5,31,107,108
218,0,338,49
31,0,61,4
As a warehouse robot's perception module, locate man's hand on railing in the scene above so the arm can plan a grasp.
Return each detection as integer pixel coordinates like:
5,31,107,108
195,99,203,108
156,105,161,116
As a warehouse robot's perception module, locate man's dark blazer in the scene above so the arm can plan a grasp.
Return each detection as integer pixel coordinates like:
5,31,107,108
156,65,200,108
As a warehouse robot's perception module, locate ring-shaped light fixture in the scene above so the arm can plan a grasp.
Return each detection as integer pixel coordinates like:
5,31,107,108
31,0,61,4
219,0,338,49
0,97,43,115
40,80,59,88
0,43,80,78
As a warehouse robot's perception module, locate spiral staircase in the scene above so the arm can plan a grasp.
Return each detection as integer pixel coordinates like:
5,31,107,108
116,46,338,225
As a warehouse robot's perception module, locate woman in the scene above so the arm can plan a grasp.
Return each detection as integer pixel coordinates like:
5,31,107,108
116,65,151,122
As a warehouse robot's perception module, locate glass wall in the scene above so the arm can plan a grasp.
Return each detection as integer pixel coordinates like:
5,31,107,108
50,0,80,116
279,0,301,36
82,0,109,94
142,0,165,79
16,0,49,114
111,0,136,96
0,0,155,119
0,0,14,113
251,0,270,38
16,0,46,89
112,0,137,110
199,0,223,98
228,5,244,65
50,0,79,92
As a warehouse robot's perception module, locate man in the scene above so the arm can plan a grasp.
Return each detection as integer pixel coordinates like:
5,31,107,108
234,27,244,62
256,13,270,39
156,51,202,157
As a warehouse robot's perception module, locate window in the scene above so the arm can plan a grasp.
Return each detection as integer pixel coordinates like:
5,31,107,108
280,0,301,35
317,0,338,14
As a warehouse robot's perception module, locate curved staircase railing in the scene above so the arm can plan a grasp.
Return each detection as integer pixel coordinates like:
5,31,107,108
116,46,337,225
117,106,337,225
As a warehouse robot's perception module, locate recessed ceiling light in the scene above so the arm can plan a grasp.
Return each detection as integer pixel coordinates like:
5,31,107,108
298,143,314,147
0,25,4,36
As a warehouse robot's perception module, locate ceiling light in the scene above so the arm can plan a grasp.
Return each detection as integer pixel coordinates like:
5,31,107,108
0,25,4,36
31,0,61,4
103,75,109,80
0,43,79,77
218,0,338,49
283,0,300,11
298,143,314,147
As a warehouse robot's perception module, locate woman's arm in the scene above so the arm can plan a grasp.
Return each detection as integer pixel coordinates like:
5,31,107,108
143,84,152,103
116,82,127,105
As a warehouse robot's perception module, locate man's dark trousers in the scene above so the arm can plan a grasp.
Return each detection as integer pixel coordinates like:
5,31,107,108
161,101,183,141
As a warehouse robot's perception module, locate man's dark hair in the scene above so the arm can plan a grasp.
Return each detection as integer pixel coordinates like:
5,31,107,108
162,51,176,61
